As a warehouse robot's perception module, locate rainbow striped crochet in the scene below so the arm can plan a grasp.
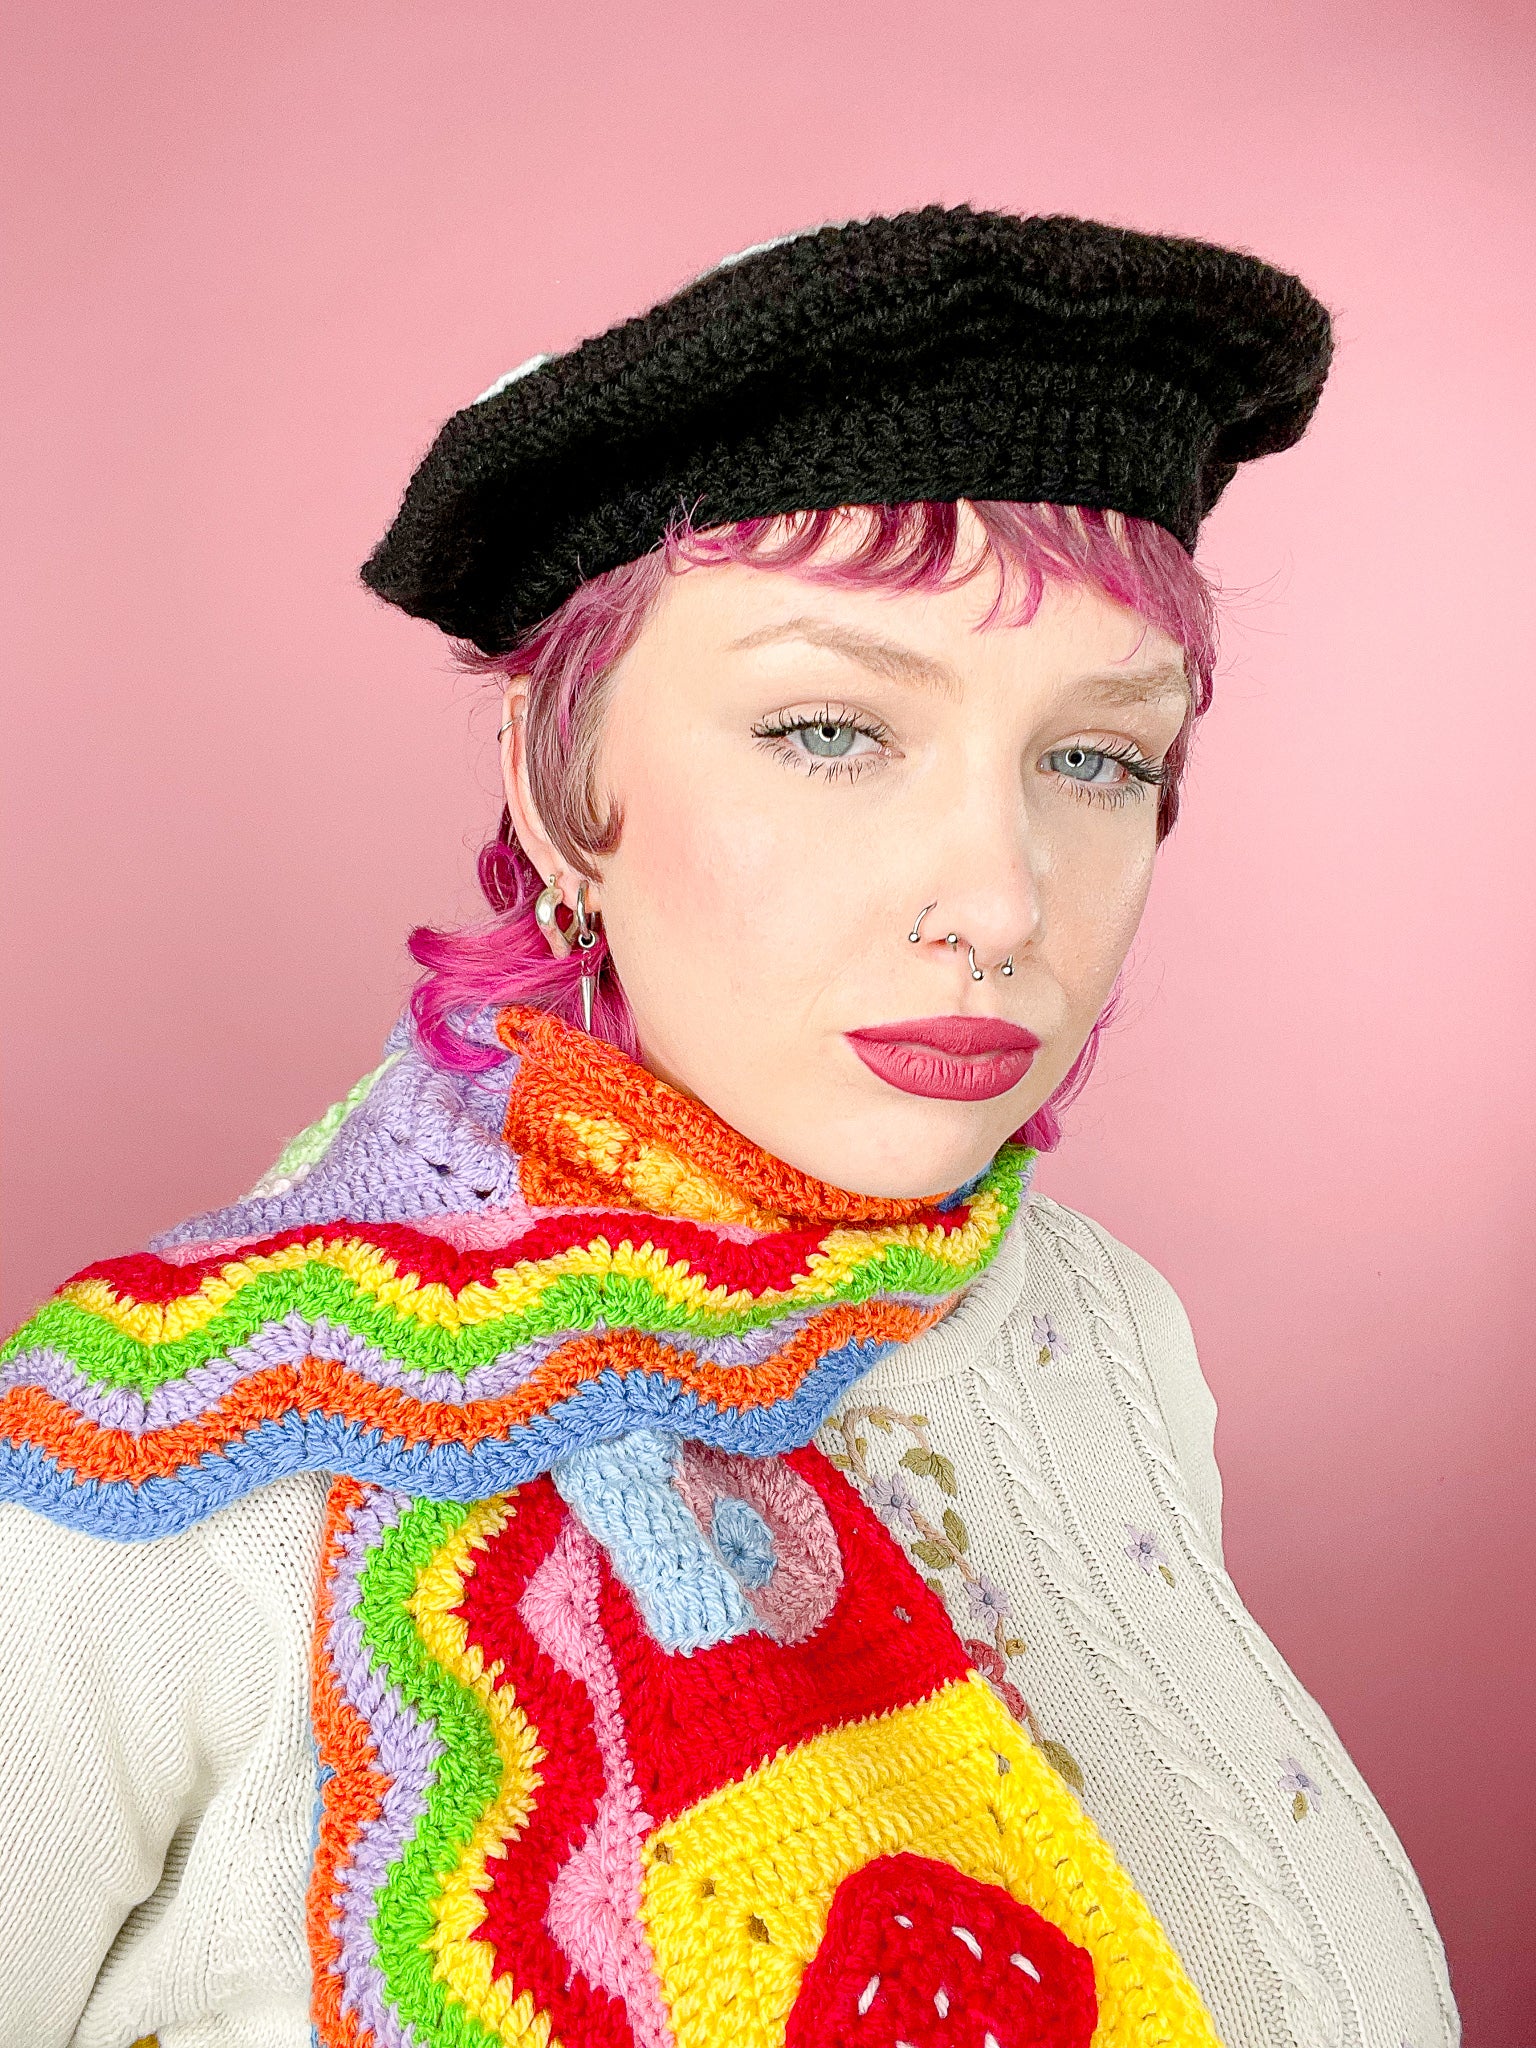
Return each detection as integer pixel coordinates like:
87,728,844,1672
1,1006,1224,2046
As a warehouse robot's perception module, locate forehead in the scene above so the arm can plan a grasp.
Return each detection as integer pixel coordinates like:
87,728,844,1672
638,552,1190,704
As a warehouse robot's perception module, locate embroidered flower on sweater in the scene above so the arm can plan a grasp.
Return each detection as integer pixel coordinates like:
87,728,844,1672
864,1470,920,1533
826,1402,1086,1792
1125,1524,1176,1586
1030,1311,1065,1365
963,1574,1012,1623
1279,1757,1324,1821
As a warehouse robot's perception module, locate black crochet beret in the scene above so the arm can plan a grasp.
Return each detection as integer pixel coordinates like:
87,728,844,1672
361,205,1333,653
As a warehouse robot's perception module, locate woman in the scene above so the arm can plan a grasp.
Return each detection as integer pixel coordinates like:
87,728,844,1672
0,208,1458,2047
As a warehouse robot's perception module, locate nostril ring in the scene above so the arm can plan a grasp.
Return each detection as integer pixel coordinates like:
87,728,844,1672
908,901,937,943
1000,956,1015,977
967,946,985,982
945,932,960,950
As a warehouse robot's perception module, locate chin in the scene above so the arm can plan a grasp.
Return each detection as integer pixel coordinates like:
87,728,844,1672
778,1097,1032,1202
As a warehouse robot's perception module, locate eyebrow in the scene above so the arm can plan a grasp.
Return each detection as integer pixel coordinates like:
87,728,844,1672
727,617,962,695
727,616,1193,713
1078,662,1194,714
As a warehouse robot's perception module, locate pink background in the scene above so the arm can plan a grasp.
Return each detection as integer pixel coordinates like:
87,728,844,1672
3,1,1532,2035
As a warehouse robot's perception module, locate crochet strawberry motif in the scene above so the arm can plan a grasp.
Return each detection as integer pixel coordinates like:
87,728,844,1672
784,1852,1097,2048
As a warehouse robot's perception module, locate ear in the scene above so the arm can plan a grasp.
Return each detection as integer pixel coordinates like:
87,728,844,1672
500,676,581,957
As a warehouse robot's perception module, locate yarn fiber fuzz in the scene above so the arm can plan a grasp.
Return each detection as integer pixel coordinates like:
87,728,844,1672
2,1005,1224,2047
361,204,1333,651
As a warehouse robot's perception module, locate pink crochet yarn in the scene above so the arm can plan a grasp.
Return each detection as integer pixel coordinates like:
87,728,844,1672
408,501,1218,1150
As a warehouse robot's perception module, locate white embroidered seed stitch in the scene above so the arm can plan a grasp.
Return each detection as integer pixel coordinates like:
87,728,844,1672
857,1975,880,2015
934,1988,951,2017
1011,1950,1041,1981
984,2034,1002,2048
894,1913,913,1928
953,1924,983,1959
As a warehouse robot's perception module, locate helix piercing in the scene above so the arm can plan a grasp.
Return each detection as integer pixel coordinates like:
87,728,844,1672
908,901,937,943
966,946,985,983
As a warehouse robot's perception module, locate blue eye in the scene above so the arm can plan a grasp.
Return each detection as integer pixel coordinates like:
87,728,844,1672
798,721,858,758
1051,745,1118,784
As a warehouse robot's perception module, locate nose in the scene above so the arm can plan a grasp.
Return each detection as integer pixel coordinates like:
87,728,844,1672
906,838,1044,977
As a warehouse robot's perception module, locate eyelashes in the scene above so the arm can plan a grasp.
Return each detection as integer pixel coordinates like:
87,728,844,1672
751,703,892,782
1045,741,1165,809
752,706,1165,808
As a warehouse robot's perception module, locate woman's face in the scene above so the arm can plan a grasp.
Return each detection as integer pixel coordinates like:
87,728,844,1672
506,530,1191,1197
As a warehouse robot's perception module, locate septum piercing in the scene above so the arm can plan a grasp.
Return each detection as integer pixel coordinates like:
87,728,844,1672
908,900,1015,980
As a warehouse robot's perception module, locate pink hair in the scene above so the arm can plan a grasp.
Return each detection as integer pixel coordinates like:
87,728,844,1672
407,501,1217,1151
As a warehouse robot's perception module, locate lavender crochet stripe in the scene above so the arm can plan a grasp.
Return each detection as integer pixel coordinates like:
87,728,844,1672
324,1484,435,2048
153,1024,522,1253
2,1297,946,1435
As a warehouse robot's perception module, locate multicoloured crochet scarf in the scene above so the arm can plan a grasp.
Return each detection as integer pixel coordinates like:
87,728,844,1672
0,1006,1222,2048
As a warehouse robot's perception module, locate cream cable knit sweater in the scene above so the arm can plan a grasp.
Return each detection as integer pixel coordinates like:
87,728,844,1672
0,1193,1459,2048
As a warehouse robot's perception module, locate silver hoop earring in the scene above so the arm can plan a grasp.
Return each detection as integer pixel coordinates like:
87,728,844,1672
908,901,937,943
533,874,562,942
1000,956,1015,978
966,946,985,983
572,882,601,1033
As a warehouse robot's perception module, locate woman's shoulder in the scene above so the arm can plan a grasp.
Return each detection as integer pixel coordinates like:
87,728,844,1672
0,1468,330,1646
1009,1191,1225,1556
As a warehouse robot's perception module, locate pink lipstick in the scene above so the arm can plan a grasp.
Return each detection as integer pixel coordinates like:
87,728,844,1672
844,1015,1041,1102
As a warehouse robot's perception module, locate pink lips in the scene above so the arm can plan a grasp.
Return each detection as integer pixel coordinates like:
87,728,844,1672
844,1015,1042,1101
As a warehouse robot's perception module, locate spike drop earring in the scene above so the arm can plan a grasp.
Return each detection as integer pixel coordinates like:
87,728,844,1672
571,883,601,1033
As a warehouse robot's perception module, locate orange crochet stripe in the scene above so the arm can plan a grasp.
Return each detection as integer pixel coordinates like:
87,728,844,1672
0,1298,947,1482
499,1005,965,1226
306,1477,383,2048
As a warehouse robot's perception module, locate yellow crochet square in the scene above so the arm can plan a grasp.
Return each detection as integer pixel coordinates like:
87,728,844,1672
639,1672,1221,2048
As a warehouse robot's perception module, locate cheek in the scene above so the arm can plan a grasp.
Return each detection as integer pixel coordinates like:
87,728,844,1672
598,729,838,1007
1042,824,1158,1012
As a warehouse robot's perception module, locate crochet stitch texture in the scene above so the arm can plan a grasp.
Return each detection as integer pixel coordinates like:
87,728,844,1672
1,1007,1225,2046
360,205,1333,650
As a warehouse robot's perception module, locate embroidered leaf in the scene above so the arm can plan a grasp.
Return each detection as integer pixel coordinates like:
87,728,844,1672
1158,1562,1176,1587
910,1538,955,1570
942,1508,969,1553
1292,1791,1309,1821
869,1412,893,1432
1003,1636,1027,1658
923,1576,945,1597
1037,1346,1053,1367
900,1448,937,1479
909,1414,930,1428
1040,1738,1085,1791
825,1452,852,1470
854,1437,868,1459
931,1453,959,1496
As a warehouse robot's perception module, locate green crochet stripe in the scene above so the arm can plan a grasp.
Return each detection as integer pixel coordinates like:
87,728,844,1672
2,1146,1030,1395
259,1053,403,1188
357,1496,514,2048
